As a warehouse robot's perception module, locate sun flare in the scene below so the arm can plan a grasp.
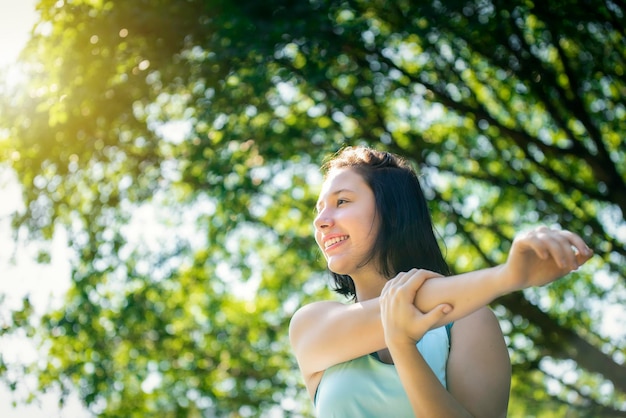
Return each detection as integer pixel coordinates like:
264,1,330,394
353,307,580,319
0,0,38,69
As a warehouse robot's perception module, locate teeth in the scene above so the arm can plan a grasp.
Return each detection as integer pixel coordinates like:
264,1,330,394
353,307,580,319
325,236,348,248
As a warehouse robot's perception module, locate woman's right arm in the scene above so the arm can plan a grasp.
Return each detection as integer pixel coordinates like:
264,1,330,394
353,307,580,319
289,227,592,395
289,297,386,396
288,268,493,395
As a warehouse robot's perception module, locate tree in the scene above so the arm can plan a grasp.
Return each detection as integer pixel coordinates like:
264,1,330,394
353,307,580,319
0,0,624,416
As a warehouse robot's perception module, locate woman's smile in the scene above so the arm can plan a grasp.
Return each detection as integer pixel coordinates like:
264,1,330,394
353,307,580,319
323,235,349,251
314,168,380,277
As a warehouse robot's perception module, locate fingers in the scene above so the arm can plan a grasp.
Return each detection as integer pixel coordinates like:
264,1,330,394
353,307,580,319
561,229,594,266
431,303,453,316
380,297,451,345
382,269,442,310
520,226,593,270
385,268,444,293
380,269,453,344
535,228,577,269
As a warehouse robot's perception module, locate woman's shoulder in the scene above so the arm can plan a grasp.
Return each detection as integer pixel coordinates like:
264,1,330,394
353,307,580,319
447,306,505,352
289,300,345,337
448,306,507,356
291,300,344,321
294,299,345,313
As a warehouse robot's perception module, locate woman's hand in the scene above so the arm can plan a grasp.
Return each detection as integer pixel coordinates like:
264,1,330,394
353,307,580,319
380,269,453,348
500,226,593,293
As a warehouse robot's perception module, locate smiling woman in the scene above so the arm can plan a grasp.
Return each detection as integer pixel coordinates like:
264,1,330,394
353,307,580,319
290,146,593,418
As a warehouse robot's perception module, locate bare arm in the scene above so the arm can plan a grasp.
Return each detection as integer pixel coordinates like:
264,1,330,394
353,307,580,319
413,226,593,313
380,271,475,417
288,266,509,398
289,268,496,376
289,227,592,397
387,344,474,418
384,307,510,418
447,308,511,417
379,266,510,417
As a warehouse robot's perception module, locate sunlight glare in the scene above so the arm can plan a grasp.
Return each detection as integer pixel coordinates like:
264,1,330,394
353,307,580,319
0,0,38,92
0,0,38,68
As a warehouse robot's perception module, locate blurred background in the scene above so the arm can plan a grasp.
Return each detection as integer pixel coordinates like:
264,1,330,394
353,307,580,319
0,0,624,417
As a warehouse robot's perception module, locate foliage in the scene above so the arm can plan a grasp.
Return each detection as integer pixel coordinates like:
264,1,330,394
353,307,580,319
0,0,624,416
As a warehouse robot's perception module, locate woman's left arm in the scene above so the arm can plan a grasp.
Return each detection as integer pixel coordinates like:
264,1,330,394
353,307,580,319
381,275,510,417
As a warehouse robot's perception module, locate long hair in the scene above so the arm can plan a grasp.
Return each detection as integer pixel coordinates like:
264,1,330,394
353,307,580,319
321,146,450,300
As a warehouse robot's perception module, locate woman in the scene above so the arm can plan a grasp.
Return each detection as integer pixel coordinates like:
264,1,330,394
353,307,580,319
289,146,592,417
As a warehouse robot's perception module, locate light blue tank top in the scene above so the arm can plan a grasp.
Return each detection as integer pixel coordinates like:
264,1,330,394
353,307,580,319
314,324,452,417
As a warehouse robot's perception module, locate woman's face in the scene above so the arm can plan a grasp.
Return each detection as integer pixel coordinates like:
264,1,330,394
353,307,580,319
313,168,380,278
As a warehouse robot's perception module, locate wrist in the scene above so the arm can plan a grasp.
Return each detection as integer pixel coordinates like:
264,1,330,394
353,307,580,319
386,338,420,361
385,335,419,351
491,264,517,296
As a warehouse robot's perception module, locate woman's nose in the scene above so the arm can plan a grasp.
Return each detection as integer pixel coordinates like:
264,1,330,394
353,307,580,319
314,209,334,230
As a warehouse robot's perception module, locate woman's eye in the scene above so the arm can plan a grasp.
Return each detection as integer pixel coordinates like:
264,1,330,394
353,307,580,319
337,199,347,206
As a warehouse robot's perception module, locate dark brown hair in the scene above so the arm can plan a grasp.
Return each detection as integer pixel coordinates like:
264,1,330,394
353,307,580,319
321,146,450,300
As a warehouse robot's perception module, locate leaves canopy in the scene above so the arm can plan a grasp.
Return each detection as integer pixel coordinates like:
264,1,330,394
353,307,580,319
0,0,624,416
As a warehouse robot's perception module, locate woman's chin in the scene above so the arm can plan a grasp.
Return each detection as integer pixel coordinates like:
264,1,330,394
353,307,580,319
327,261,352,276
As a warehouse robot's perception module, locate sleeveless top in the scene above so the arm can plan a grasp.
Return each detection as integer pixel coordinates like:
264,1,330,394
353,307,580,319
314,324,452,417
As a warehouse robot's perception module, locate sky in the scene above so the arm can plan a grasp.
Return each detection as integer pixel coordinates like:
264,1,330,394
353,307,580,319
0,0,37,67
0,1,89,416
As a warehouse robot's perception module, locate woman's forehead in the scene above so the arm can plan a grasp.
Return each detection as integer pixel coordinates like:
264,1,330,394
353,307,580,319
321,168,362,191
317,169,371,204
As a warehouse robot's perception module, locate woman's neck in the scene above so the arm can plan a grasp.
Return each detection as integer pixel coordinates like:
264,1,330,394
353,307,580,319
353,271,388,302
